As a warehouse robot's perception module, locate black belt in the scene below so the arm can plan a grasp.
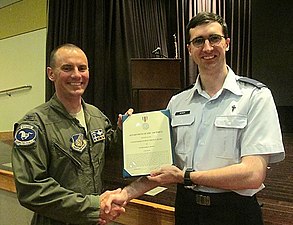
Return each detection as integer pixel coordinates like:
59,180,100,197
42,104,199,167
195,193,212,206
177,184,256,206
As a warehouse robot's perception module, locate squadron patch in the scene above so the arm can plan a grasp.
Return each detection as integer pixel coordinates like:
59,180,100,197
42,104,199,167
14,124,37,146
90,129,105,143
70,133,87,153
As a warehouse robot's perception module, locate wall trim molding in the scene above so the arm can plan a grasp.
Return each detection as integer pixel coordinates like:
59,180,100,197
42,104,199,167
0,131,13,141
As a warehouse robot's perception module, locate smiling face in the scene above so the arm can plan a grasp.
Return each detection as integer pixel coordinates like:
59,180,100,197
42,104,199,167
187,22,230,73
47,46,89,101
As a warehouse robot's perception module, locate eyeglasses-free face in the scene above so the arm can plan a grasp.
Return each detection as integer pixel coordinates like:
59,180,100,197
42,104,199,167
188,34,225,48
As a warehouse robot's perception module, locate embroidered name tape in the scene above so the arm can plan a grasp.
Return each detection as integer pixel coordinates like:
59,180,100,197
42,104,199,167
175,110,190,116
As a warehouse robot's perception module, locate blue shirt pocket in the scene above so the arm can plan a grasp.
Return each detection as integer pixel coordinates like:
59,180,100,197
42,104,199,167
171,114,195,127
215,115,247,129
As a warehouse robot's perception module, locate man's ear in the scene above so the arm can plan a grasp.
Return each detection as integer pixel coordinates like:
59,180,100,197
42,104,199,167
187,44,192,56
225,38,231,51
47,67,55,81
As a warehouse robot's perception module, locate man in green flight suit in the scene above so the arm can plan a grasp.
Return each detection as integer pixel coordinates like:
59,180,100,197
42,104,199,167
12,43,132,225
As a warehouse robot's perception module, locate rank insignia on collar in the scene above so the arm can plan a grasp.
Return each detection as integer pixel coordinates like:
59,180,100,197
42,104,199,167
14,124,37,146
70,133,87,153
90,129,105,143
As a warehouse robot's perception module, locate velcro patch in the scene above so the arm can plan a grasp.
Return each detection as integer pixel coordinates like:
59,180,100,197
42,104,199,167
90,129,105,143
14,124,37,146
70,133,87,153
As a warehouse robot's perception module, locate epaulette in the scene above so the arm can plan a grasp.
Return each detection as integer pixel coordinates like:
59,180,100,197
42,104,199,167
238,77,266,89
174,84,195,95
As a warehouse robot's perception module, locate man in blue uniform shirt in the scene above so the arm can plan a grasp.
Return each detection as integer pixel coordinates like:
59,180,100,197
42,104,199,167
103,12,285,225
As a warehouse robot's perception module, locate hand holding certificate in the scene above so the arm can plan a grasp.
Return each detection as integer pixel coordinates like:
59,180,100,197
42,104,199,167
122,110,174,177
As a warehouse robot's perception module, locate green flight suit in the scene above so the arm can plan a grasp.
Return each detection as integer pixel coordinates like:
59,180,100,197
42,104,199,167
12,94,122,225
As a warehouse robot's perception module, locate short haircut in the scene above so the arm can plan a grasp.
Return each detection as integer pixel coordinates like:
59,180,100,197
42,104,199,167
186,12,229,43
49,43,82,68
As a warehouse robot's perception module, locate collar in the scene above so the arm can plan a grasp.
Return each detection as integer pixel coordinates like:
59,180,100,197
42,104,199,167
50,94,87,118
187,66,242,101
222,66,243,96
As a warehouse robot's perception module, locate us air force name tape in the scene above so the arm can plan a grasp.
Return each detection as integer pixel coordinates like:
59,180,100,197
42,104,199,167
238,77,266,89
14,124,37,146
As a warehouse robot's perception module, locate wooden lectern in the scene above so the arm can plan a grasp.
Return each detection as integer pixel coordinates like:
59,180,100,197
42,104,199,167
131,58,183,112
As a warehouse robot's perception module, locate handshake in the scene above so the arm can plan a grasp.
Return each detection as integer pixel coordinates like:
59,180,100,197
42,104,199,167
97,165,185,224
98,188,128,225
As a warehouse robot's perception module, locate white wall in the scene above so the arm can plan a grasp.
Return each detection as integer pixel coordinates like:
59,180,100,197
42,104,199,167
0,28,46,131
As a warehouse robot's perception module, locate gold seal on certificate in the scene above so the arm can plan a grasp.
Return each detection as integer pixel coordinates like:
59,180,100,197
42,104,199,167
122,109,174,177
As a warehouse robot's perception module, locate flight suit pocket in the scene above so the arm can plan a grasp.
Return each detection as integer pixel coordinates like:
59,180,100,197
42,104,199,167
53,142,82,169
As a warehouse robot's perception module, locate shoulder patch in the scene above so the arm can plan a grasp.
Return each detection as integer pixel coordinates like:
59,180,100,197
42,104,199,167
14,124,37,146
238,77,266,89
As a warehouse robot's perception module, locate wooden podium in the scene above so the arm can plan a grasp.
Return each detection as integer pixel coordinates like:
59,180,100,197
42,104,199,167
131,58,183,112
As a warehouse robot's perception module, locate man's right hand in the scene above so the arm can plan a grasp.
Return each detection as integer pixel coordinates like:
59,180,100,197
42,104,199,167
98,188,126,225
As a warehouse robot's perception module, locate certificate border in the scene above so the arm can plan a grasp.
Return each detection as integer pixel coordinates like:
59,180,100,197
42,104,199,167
122,109,174,178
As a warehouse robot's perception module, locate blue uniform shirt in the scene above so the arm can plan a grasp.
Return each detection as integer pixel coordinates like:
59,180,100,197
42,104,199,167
168,67,285,196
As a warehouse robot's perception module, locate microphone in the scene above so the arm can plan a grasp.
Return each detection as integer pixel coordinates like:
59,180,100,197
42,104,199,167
151,47,161,54
173,34,178,59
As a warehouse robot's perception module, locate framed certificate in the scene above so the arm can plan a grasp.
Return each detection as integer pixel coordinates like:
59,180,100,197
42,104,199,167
122,109,174,177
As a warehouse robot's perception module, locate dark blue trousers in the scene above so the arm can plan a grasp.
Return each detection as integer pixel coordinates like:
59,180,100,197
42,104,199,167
175,184,264,225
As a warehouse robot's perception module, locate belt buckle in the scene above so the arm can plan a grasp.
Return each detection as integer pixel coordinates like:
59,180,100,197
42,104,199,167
196,194,211,206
